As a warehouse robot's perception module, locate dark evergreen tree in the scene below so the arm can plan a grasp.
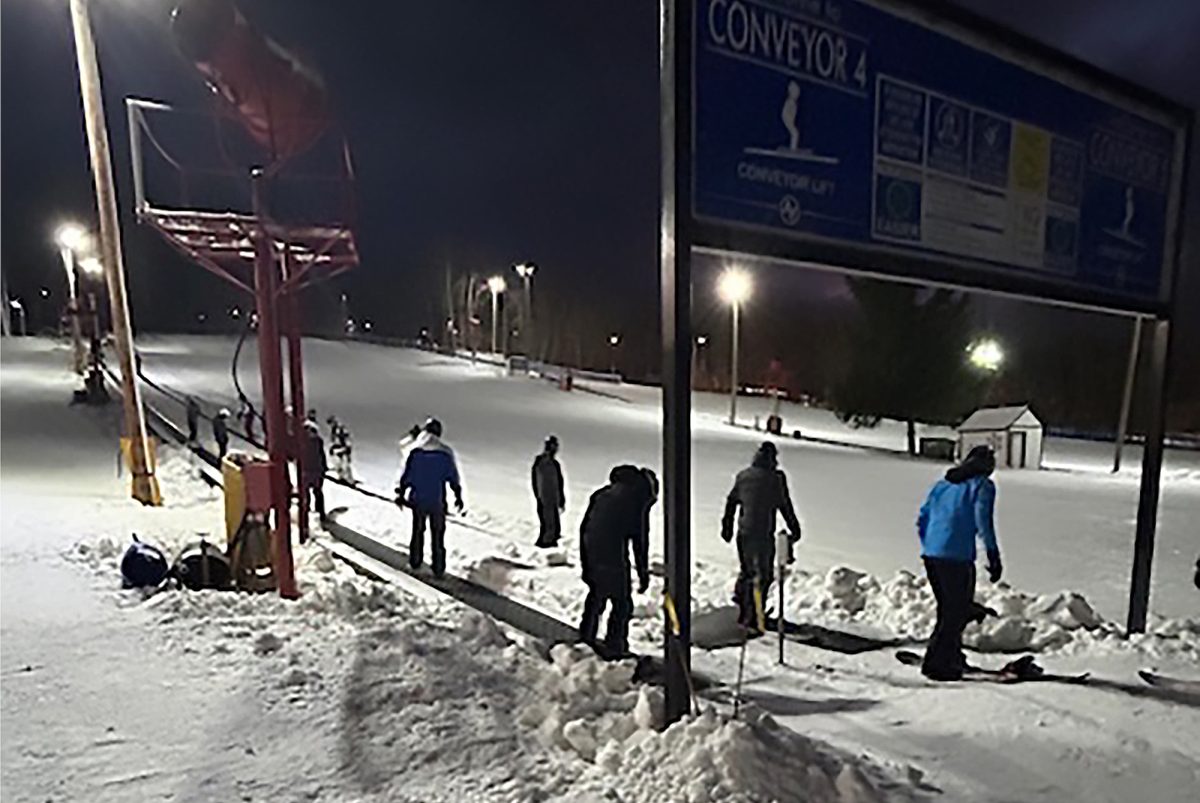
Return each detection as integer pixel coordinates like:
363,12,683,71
833,279,982,455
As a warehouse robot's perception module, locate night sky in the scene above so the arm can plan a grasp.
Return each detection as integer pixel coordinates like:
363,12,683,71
2,0,1198,428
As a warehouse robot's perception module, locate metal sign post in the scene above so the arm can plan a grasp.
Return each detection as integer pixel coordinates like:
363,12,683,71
660,0,694,725
1129,126,1194,632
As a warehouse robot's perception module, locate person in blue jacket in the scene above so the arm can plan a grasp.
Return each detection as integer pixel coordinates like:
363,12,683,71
916,444,1002,680
396,418,463,578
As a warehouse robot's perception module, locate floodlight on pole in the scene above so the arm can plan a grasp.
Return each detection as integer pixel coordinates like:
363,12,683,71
55,224,87,374
717,267,752,425
967,338,1005,372
608,333,621,374
487,275,506,357
514,262,536,355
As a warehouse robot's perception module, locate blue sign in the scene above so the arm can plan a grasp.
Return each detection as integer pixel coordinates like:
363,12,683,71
693,0,1184,309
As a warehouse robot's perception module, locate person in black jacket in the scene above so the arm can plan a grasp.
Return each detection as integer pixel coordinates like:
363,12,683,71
722,442,802,632
186,397,201,443
301,420,328,523
532,435,565,547
213,408,231,459
579,465,657,656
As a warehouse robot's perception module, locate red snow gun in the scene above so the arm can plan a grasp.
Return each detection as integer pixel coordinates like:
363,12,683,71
170,0,329,163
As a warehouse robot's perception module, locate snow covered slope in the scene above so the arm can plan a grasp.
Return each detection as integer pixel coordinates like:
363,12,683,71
2,338,928,803
137,335,1200,622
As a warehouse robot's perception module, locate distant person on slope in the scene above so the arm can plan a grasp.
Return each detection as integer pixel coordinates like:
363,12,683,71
578,465,657,656
300,419,328,525
186,396,201,443
721,441,802,632
395,418,463,578
238,399,258,442
327,415,354,483
213,408,231,459
916,445,1002,681
532,435,565,547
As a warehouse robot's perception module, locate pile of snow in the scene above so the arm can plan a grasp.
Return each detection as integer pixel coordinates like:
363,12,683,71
703,564,1200,657
71,528,921,802
520,643,918,803
152,446,220,506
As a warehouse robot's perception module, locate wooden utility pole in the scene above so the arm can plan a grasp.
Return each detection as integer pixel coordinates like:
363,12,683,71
68,0,159,504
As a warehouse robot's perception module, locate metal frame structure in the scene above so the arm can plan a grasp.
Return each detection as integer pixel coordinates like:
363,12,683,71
127,98,360,598
660,0,1194,723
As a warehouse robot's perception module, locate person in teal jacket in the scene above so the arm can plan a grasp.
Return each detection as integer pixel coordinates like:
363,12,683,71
916,445,1002,680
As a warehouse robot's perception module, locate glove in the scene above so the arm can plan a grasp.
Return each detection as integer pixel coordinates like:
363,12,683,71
637,573,650,594
393,486,406,508
454,496,465,514
720,524,733,544
986,550,1003,584
786,539,797,565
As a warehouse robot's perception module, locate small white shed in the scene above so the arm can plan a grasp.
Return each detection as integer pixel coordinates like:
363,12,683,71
957,405,1043,470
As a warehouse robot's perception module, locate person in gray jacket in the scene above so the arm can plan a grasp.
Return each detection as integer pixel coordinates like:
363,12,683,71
721,442,802,632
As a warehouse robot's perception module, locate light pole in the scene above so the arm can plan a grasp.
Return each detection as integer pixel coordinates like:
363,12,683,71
514,262,535,357
487,275,506,357
608,333,621,375
56,222,88,374
67,0,158,504
78,256,104,345
693,334,709,390
1113,316,1143,473
717,267,752,425
10,300,27,336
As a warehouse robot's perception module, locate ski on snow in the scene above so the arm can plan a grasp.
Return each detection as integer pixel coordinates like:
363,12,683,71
1138,671,1200,695
895,650,1090,685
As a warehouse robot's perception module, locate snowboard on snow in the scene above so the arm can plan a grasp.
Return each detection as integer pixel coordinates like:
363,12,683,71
895,650,1090,685
1138,671,1200,695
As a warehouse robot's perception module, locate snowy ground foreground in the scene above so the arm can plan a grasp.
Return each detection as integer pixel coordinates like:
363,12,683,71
136,335,1200,623
1,339,925,803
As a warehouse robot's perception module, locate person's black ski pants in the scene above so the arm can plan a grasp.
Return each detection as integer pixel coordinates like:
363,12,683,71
579,563,632,656
535,499,561,547
922,557,976,678
305,479,326,520
410,506,447,577
733,534,775,630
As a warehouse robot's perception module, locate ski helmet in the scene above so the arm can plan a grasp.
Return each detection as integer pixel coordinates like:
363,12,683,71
423,417,443,437
120,535,169,589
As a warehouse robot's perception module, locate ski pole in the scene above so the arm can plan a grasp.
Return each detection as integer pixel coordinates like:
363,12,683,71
776,531,789,665
734,633,748,718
